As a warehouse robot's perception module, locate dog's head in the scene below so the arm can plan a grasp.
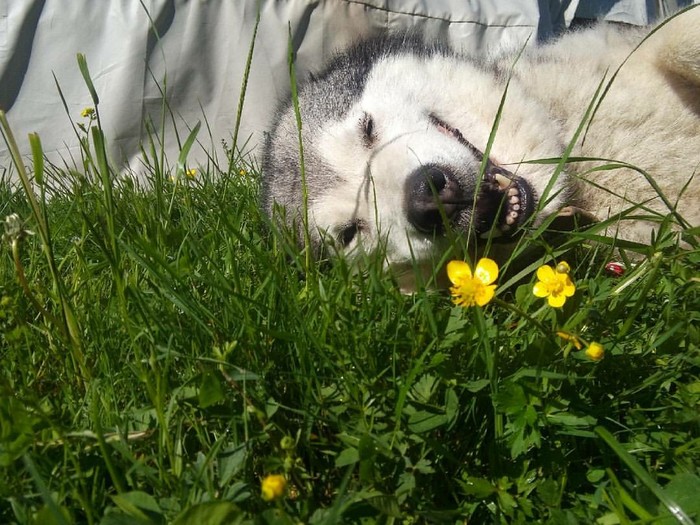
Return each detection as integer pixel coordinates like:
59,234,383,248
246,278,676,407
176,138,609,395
262,35,573,283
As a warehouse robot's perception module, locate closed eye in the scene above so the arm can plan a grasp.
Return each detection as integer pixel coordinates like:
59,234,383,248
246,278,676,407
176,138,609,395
360,112,376,147
338,221,363,247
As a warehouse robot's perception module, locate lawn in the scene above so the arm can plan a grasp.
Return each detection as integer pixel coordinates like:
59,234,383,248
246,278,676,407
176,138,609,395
0,56,699,524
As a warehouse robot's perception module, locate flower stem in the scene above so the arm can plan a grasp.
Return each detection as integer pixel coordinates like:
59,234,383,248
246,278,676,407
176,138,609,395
492,297,553,339
11,240,62,330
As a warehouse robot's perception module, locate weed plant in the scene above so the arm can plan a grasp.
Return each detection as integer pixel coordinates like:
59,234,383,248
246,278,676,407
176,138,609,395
1,52,699,525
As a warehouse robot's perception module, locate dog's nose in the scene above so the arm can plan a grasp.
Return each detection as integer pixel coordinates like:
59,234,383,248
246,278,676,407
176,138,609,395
405,165,464,234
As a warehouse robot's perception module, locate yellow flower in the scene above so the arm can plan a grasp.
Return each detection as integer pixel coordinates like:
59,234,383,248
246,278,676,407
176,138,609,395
186,168,197,179
261,474,287,501
585,342,604,361
447,258,499,307
533,262,576,307
80,107,95,118
238,168,248,176
555,261,571,274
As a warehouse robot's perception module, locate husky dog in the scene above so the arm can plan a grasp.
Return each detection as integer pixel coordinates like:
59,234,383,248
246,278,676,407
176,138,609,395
262,8,700,287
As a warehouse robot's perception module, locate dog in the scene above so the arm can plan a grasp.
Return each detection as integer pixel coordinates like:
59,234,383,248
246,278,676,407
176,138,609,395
261,7,700,288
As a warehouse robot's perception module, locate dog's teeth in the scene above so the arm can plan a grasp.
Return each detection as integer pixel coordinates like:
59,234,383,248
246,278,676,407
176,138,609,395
509,195,519,204
505,215,516,225
507,187,519,197
512,204,521,211
494,174,511,190
509,211,519,219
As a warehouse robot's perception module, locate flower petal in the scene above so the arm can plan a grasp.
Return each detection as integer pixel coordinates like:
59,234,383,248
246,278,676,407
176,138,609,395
548,293,567,308
474,258,499,285
563,281,576,297
585,342,604,361
536,264,555,282
532,282,549,298
475,284,496,306
447,260,472,285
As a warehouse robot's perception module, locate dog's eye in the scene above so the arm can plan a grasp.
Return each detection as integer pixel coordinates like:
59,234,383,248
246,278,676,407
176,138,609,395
360,113,376,147
338,221,360,247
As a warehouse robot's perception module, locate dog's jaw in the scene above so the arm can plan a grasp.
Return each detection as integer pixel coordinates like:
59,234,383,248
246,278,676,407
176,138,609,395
428,113,537,238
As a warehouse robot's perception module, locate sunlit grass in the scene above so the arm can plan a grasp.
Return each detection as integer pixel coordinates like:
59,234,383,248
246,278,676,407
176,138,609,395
0,54,699,524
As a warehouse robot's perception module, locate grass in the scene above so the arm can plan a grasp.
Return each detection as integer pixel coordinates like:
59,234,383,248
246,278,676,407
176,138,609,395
1,58,700,525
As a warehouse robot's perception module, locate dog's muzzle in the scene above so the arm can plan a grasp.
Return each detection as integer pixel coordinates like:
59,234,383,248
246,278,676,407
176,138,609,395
404,162,535,237
405,164,464,234
403,115,537,238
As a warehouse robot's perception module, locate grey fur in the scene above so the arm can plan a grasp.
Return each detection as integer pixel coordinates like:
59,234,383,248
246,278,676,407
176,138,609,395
261,8,700,285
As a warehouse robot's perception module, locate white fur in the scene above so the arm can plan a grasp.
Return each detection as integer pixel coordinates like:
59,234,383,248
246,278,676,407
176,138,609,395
311,53,568,265
264,7,700,285
511,10,700,243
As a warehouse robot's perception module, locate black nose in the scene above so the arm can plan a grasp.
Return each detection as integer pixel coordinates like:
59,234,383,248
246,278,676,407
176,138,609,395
405,165,465,233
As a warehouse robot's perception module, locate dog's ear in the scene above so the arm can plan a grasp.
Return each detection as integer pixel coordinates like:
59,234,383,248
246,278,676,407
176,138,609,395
547,206,598,231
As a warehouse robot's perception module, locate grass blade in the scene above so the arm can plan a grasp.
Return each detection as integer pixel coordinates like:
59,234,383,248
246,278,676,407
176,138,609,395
22,455,71,525
595,426,694,525
229,0,261,174
175,120,202,181
77,53,99,106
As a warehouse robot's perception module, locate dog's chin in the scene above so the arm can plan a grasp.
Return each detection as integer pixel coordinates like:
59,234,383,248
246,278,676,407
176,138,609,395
454,172,536,240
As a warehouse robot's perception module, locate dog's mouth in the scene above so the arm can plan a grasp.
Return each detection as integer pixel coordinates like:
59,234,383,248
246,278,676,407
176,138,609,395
428,114,535,237
477,165,534,235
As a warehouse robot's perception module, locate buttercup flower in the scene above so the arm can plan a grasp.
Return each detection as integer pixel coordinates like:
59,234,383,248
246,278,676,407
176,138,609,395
80,107,95,119
585,342,605,361
447,258,499,307
186,168,197,178
533,261,576,307
261,474,287,501
556,261,571,274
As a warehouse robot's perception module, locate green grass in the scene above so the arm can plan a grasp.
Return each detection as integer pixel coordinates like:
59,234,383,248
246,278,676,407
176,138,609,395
1,75,700,525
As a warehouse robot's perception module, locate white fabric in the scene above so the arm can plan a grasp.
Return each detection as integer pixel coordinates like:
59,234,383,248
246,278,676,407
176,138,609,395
0,1,688,179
